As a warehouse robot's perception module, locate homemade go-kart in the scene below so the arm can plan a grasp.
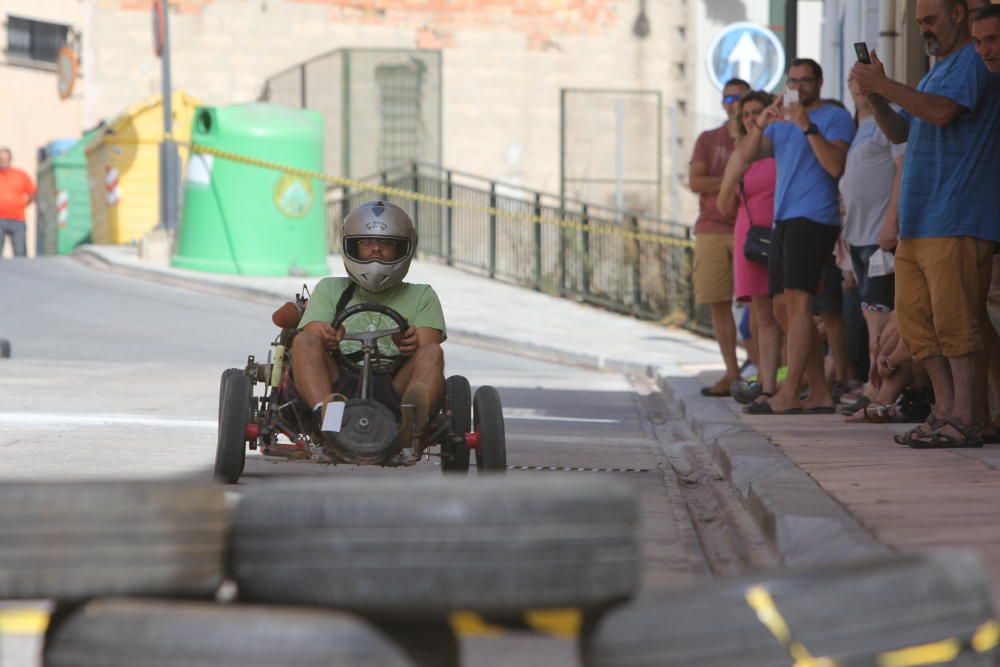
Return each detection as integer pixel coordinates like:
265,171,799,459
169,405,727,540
213,288,507,484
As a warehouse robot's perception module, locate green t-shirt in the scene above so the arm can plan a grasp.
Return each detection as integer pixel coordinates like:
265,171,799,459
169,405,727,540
298,277,447,342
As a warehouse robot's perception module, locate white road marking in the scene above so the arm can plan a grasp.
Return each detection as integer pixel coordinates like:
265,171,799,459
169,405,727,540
0,413,216,429
0,410,620,428
502,409,620,424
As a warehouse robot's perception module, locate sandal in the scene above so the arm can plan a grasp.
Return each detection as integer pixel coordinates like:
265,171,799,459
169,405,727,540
893,415,944,446
845,401,896,424
700,380,732,398
908,416,983,449
840,395,872,416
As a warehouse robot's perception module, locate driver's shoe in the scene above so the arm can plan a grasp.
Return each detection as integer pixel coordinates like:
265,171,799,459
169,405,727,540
396,382,430,450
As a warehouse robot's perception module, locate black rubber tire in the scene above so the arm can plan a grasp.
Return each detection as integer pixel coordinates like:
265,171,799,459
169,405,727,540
232,475,639,618
582,550,995,667
0,338,9,358
0,480,227,601
473,385,506,473
44,598,416,667
442,375,471,473
214,368,250,484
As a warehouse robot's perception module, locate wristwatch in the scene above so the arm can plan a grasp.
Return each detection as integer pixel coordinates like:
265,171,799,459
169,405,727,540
803,123,820,136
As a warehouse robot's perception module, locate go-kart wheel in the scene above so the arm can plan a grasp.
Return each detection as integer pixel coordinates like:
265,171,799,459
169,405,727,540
215,368,250,484
442,375,471,473
473,385,506,473
0,338,10,359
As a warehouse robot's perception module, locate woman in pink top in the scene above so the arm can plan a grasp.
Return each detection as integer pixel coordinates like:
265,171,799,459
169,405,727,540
717,91,779,404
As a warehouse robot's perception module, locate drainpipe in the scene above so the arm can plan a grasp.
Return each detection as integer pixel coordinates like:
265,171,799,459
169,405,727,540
879,0,897,79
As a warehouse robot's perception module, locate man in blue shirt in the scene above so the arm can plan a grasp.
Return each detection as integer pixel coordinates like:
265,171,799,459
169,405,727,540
853,0,1000,448
739,58,855,415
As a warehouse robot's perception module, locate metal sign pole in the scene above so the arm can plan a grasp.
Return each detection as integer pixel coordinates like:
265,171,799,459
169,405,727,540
158,1,179,231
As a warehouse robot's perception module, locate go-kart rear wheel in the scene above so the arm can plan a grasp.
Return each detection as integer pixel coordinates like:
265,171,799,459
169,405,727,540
0,338,10,359
473,385,506,474
442,375,471,473
215,368,250,484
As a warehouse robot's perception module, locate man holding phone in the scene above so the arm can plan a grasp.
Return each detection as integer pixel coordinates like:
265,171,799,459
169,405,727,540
851,0,1000,448
738,59,855,415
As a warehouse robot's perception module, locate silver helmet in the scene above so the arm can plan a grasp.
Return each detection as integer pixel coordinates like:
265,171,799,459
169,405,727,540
341,200,417,293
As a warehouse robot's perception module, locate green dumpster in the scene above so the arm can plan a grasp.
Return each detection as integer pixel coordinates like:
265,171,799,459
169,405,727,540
172,103,328,276
36,132,97,255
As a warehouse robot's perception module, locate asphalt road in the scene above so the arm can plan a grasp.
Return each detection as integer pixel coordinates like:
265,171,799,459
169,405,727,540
0,257,770,666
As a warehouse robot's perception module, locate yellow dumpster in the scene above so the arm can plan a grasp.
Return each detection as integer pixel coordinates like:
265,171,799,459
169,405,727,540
85,91,200,245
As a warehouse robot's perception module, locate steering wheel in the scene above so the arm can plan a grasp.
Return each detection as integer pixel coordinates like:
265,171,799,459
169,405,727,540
331,303,409,375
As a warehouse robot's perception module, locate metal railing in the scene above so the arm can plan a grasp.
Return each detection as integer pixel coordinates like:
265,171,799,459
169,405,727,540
327,162,700,327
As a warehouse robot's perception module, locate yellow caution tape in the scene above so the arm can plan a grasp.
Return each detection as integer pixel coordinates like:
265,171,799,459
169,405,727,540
746,585,1000,667
172,137,694,249
0,608,50,635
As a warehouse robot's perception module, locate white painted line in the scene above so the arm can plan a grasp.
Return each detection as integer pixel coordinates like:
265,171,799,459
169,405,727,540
0,413,215,429
502,409,620,424
0,411,620,429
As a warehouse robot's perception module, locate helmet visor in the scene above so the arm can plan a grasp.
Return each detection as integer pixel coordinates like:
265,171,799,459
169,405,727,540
344,236,411,264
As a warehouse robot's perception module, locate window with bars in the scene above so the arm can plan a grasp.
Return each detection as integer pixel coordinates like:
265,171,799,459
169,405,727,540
5,15,69,65
375,62,424,171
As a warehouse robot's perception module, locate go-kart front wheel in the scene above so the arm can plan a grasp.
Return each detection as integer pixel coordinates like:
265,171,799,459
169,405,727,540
215,368,250,484
442,376,471,473
473,386,506,474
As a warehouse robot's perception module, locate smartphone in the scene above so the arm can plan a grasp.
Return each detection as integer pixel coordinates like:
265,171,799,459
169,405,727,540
784,88,799,105
854,42,872,64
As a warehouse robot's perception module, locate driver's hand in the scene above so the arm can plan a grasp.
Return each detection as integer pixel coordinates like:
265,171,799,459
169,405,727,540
303,321,344,350
393,325,418,357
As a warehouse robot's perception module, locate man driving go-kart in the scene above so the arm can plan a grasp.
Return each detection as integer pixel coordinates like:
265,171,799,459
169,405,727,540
213,198,506,483
291,199,445,449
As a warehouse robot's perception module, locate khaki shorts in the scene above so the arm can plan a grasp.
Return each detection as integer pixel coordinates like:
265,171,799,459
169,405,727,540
895,236,992,360
693,232,734,305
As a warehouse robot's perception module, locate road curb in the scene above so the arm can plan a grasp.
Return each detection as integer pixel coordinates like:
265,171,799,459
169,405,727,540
73,246,887,566
654,366,889,566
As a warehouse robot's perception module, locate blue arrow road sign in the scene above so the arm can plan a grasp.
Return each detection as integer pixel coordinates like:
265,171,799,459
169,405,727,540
706,22,786,92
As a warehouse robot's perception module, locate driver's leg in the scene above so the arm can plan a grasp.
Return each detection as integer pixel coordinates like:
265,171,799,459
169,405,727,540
392,343,445,434
291,330,340,409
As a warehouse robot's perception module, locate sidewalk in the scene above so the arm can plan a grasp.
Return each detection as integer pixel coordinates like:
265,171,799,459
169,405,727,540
77,245,1000,597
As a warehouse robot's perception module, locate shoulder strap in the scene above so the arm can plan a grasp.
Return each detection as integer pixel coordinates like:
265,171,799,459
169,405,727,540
738,177,755,228
333,281,357,319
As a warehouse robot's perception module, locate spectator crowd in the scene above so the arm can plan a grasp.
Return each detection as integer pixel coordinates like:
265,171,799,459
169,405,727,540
689,0,1000,448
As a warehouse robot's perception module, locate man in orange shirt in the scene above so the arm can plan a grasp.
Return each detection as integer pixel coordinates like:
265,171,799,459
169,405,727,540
0,148,36,258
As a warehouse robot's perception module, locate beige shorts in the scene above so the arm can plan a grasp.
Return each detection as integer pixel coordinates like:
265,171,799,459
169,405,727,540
693,232,734,306
895,236,992,360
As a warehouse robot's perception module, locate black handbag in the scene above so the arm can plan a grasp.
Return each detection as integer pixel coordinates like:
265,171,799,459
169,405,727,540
740,178,771,265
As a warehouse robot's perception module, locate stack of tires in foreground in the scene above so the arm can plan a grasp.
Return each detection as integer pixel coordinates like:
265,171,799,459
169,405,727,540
1,475,639,666
2,478,997,666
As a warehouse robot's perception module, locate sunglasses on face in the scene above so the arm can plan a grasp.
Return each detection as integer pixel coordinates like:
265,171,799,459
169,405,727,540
723,94,741,104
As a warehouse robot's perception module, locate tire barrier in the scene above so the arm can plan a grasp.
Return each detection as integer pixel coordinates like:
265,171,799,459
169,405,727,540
230,475,640,617
43,598,416,667
581,550,997,667
0,480,227,601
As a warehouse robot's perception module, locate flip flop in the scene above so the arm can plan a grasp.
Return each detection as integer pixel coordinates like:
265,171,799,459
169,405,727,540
803,405,836,414
743,399,803,415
